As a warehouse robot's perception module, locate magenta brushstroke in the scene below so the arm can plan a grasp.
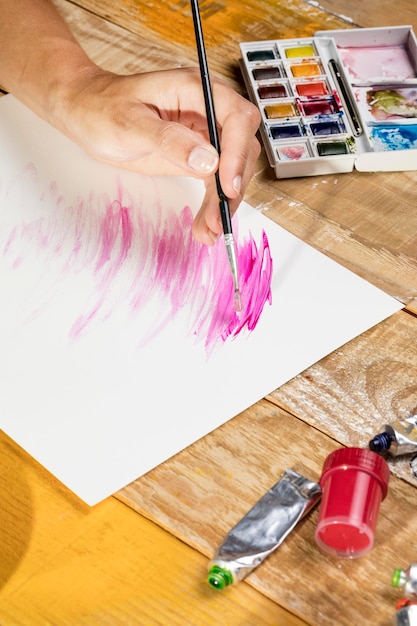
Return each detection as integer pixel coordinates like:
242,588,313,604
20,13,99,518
2,168,273,354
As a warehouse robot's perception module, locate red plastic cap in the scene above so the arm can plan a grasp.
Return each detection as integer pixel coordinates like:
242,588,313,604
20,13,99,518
314,447,390,559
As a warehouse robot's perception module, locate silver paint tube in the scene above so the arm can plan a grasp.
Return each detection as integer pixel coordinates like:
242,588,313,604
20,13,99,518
394,605,417,626
207,469,321,589
369,415,417,456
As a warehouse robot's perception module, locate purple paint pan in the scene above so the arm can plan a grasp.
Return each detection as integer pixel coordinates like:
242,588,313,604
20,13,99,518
310,117,346,136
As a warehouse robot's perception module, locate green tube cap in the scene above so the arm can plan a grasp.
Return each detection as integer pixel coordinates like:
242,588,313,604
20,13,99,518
207,565,234,589
392,568,404,588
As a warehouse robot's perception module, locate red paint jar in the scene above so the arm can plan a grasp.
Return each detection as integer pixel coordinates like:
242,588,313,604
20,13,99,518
314,447,390,559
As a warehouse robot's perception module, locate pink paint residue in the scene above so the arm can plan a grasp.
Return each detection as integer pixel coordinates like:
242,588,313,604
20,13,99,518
338,45,416,82
2,169,272,355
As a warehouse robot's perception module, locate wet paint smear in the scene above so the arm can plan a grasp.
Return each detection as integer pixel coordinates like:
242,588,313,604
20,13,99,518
369,124,417,152
277,142,310,160
363,87,417,121
1,166,273,356
338,45,416,82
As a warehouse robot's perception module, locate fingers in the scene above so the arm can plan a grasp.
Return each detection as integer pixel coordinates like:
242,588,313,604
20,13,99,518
112,114,221,179
119,89,221,177
64,70,220,178
191,177,223,245
211,79,261,200
61,67,261,245
192,81,261,245
67,68,260,185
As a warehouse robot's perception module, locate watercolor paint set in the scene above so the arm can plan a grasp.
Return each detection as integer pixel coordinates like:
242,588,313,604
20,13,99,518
239,26,417,178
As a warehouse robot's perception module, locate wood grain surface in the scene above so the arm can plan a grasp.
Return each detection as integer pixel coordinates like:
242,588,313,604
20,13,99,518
1,0,417,624
317,0,417,31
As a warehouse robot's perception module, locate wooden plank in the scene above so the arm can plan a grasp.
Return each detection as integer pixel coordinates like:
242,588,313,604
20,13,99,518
64,0,351,52
117,394,412,626
313,0,417,31
0,431,305,625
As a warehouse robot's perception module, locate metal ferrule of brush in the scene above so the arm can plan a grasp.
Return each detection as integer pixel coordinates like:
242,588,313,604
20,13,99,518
223,233,239,289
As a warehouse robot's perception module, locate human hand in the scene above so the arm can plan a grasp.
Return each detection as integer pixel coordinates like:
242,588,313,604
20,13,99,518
55,66,261,244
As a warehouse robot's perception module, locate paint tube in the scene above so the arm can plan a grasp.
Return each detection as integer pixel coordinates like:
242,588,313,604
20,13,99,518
394,604,417,626
392,564,417,599
369,415,417,456
207,469,321,589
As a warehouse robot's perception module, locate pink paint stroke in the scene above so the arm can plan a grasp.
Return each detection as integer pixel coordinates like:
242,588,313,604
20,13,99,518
2,167,273,355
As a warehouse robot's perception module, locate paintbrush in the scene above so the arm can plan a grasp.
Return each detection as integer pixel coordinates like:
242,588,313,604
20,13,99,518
190,0,242,312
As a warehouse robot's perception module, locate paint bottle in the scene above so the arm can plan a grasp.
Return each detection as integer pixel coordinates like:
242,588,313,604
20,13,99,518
369,415,417,456
392,564,417,598
314,447,390,558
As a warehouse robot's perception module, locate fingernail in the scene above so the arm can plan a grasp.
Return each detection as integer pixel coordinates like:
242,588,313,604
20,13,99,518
188,147,218,174
232,175,242,194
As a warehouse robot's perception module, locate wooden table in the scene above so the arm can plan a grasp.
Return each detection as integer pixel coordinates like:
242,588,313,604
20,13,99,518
1,1,417,624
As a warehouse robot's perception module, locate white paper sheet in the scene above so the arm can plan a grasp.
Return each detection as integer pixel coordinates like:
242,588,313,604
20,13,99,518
0,95,402,504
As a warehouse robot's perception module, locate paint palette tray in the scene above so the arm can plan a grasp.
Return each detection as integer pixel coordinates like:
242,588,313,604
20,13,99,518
239,26,417,178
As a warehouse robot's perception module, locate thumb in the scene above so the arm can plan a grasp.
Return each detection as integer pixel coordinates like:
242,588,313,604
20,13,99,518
154,120,219,178
187,144,219,176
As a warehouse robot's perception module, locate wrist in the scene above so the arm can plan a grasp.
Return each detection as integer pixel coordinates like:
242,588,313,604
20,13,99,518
44,57,104,139
19,38,99,135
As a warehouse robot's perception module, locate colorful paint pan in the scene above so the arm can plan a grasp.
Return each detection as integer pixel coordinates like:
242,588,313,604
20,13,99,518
277,142,310,160
285,44,316,59
310,117,346,136
290,62,322,77
240,27,417,178
316,140,350,156
298,98,339,116
253,67,282,81
270,122,304,140
265,102,298,119
258,84,288,99
247,49,276,62
294,81,328,97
